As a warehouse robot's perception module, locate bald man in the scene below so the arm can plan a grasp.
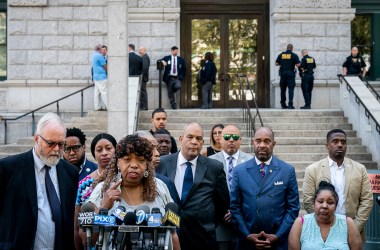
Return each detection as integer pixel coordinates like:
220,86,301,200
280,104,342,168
230,127,299,250
139,46,150,110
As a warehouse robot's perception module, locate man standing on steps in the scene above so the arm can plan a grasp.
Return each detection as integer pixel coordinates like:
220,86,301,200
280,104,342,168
303,128,373,240
160,46,187,109
209,124,253,250
139,46,150,110
299,49,316,109
128,44,143,76
92,44,108,111
0,112,78,249
149,108,178,153
230,127,299,250
275,44,301,109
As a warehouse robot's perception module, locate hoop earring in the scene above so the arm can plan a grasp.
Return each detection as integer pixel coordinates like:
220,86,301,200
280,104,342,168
144,170,149,178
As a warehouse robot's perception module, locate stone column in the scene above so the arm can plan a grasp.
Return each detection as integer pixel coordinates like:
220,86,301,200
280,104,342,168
270,0,355,108
107,0,129,141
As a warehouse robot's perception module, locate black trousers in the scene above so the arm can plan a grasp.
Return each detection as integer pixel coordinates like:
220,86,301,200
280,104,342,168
301,74,314,106
166,77,181,108
279,70,296,107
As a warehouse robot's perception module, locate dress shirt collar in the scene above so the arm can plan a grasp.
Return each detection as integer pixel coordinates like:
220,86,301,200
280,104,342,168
178,151,198,167
328,156,345,169
222,150,240,161
254,156,272,166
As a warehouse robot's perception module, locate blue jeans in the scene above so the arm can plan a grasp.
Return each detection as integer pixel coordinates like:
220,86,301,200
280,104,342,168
201,81,213,108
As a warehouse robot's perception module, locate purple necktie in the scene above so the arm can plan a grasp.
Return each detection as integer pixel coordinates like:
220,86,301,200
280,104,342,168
259,162,266,177
173,57,177,74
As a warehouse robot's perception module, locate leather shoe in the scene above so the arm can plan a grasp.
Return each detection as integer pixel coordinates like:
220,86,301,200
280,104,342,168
281,106,288,109
300,105,311,109
288,106,295,109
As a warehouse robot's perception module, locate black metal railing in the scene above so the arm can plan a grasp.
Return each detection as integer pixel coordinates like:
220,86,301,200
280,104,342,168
1,84,94,144
362,77,380,101
236,74,264,151
337,74,380,135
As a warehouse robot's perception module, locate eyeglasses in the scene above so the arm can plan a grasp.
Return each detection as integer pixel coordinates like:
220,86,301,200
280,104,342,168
212,131,222,135
38,134,65,149
223,134,240,141
64,144,83,153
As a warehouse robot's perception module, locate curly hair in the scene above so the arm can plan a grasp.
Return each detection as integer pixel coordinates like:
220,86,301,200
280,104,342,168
92,134,157,202
66,127,86,145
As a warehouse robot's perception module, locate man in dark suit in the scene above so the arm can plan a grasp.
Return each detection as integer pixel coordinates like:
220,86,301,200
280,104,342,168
128,44,143,76
138,46,151,110
156,122,230,250
230,127,299,250
160,46,186,109
63,127,97,181
0,112,78,250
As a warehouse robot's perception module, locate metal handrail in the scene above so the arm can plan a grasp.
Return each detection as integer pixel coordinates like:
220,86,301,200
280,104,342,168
2,83,94,144
362,77,380,101
236,74,264,151
337,74,380,135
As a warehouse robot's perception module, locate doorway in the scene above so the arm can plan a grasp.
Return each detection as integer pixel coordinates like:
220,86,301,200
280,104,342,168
180,1,269,108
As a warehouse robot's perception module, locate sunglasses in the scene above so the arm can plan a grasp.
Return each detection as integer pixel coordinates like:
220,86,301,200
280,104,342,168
38,134,65,149
223,134,240,141
64,144,83,153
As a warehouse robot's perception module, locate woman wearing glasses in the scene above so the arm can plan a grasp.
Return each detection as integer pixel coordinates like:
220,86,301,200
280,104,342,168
202,123,224,157
74,133,117,249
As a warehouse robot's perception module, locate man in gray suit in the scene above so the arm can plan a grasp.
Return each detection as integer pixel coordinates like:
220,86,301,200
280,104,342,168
210,124,253,250
156,122,230,250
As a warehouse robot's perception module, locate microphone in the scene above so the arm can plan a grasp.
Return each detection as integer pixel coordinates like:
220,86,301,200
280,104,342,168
162,202,180,227
119,212,137,250
79,202,95,250
377,196,380,206
110,206,126,250
135,205,150,225
97,208,108,250
147,207,162,227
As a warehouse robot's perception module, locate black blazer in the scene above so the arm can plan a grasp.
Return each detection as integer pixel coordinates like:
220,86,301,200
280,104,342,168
161,55,186,83
156,152,229,250
200,60,217,85
0,149,79,250
129,52,143,76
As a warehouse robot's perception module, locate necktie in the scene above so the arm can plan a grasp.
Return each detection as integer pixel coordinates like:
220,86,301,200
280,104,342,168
227,156,234,187
173,57,177,74
259,162,266,177
181,162,193,201
45,166,63,250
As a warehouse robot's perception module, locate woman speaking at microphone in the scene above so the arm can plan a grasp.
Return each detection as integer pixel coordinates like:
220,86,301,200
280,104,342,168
88,134,180,249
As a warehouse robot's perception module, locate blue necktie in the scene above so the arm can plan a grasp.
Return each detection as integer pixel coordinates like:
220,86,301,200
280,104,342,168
227,156,234,187
45,166,63,250
181,162,193,201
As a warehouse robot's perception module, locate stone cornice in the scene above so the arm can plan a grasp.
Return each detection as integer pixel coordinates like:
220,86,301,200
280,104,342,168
277,0,350,9
9,0,47,7
128,8,180,22
272,8,355,22
138,0,176,8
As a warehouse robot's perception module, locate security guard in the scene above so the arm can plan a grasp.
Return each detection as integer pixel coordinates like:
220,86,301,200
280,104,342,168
275,44,301,109
299,49,316,109
342,46,366,78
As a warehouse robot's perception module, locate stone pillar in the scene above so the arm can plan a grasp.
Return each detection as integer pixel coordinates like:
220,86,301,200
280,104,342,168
270,0,355,108
107,0,129,141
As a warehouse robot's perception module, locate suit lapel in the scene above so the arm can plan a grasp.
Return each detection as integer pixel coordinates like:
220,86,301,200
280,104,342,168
22,150,38,223
182,156,207,205
247,163,263,187
262,158,281,187
57,160,68,221
343,158,352,199
166,153,181,202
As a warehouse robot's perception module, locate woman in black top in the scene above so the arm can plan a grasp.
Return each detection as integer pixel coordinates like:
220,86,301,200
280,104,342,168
201,124,224,157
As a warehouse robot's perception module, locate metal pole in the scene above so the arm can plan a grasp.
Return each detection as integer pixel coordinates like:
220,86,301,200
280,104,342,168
81,90,84,117
159,68,163,109
4,120,7,144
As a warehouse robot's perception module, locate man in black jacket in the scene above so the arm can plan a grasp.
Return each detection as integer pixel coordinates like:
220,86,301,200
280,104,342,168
128,44,143,76
138,46,151,110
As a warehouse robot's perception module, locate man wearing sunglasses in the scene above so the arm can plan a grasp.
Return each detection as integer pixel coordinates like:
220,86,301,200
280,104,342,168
209,124,253,250
230,127,299,250
63,127,98,181
0,112,78,249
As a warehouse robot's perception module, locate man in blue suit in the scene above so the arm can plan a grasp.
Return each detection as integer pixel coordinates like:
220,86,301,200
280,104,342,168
160,46,186,109
230,127,299,249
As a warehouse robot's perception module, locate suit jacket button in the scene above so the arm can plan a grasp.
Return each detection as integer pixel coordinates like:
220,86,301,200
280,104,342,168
256,210,259,213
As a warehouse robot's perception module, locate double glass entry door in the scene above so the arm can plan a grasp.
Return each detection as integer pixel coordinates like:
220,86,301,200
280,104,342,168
182,15,263,108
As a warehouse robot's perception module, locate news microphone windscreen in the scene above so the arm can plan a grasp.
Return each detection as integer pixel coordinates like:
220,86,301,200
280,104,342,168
81,202,95,213
99,207,108,215
165,202,178,213
123,212,137,225
151,207,161,214
135,204,150,214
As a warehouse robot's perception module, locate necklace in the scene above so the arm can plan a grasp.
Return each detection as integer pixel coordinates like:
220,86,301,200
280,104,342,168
121,185,141,206
97,169,102,176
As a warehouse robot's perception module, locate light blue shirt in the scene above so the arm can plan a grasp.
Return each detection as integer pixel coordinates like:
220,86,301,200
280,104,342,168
92,52,107,80
32,148,60,250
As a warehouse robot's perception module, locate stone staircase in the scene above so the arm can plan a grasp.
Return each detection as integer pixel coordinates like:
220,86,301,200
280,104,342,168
0,109,378,209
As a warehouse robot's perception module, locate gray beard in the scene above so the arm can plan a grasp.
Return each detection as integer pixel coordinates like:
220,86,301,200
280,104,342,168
39,148,61,166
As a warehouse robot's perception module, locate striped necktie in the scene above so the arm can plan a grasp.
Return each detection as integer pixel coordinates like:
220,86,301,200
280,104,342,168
259,162,266,177
227,156,234,186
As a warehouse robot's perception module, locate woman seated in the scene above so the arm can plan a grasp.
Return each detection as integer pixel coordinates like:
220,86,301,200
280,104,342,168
88,134,179,249
288,181,362,250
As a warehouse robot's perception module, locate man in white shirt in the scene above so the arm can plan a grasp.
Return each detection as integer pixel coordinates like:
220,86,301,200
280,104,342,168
209,124,253,250
303,128,373,239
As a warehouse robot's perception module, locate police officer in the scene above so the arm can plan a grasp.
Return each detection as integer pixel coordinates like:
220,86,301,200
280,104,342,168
343,46,367,78
299,49,316,109
275,44,301,109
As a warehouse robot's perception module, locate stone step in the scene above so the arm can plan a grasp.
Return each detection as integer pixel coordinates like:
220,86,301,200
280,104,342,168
65,122,107,130
290,160,378,170
70,116,108,123
274,137,362,145
275,153,372,162
274,145,368,153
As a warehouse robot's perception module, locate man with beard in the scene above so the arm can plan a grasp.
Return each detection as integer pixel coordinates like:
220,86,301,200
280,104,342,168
230,127,299,250
0,112,78,249
209,124,253,250
303,129,373,240
63,127,97,181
